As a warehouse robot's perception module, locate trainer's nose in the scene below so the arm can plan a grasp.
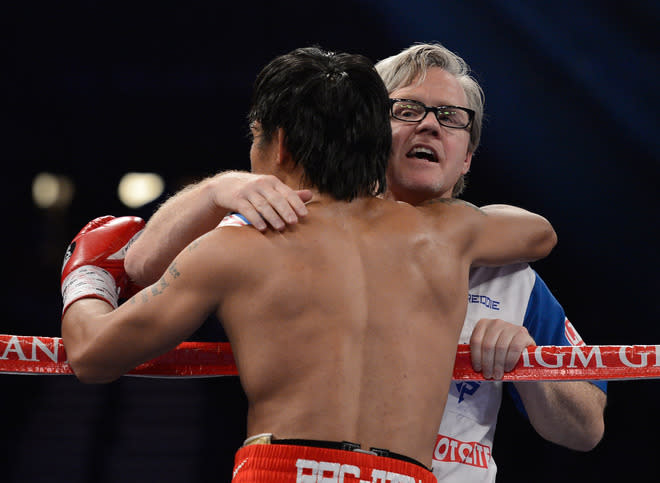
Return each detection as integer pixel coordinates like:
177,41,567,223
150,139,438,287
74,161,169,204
414,111,442,137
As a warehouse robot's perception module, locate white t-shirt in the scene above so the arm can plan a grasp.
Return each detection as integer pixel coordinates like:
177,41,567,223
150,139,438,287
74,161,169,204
432,263,607,482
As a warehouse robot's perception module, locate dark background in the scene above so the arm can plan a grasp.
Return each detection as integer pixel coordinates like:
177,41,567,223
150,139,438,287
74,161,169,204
3,1,658,481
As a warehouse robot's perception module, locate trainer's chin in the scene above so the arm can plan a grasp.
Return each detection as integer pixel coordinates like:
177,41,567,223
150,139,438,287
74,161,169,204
390,176,446,204
403,162,444,187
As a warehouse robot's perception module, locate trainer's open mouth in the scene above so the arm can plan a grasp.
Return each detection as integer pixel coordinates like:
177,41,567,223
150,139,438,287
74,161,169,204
406,146,438,163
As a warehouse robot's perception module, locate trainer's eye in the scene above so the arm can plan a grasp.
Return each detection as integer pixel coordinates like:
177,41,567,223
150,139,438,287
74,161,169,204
393,102,424,120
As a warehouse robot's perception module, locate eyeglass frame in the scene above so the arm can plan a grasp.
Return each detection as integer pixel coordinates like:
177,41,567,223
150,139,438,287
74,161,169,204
389,98,475,130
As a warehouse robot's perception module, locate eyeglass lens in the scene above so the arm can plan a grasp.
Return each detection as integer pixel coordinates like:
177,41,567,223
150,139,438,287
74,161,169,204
391,100,470,128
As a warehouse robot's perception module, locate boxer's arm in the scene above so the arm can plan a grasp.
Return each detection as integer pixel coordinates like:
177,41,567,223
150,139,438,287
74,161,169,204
421,200,556,265
61,215,215,382
125,171,312,286
472,204,556,265
62,262,213,384
63,228,244,384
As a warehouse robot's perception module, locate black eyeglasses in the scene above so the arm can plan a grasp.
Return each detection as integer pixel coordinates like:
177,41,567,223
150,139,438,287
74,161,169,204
390,98,475,130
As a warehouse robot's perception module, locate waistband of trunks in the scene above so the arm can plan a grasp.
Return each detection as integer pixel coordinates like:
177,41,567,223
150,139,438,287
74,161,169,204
242,433,429,471
233,442,436,483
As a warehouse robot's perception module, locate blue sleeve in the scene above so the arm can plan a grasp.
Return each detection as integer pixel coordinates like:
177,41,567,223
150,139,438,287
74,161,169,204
506,272,607,417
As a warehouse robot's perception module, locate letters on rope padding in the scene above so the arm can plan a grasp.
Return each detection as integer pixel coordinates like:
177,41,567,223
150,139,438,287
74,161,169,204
1,334,658,381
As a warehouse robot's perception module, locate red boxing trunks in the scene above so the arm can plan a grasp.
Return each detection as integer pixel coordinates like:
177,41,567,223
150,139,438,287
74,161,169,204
232,441,437,482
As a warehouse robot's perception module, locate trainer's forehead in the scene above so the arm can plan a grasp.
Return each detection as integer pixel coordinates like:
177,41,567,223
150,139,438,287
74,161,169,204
391,68,468,107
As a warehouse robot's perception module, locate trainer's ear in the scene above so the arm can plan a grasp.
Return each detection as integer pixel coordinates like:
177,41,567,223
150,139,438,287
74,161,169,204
462,150,473,175
275,128,293,166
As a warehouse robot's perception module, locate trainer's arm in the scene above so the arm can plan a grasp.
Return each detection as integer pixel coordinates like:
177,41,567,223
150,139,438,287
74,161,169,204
469,317,605,451
125,171,311,286
514,381,606,451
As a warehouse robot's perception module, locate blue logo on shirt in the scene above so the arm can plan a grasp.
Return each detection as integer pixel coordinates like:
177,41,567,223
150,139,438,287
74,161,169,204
468,293,500,310
455,382,481,403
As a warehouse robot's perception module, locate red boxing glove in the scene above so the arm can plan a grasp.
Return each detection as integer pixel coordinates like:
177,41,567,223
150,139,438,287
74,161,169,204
61,215,145,315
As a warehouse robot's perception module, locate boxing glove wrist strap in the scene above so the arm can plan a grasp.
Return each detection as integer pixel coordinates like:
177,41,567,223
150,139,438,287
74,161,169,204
61,265,119,315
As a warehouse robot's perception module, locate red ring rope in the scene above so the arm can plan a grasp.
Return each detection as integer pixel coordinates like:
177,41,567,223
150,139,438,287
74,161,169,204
1,334,658,381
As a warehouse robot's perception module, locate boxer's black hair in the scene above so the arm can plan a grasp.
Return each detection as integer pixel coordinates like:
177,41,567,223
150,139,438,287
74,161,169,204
248,47,390,200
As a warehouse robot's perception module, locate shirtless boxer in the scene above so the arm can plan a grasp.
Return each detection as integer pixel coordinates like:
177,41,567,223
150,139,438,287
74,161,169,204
123,42,605,481
61,47,555,482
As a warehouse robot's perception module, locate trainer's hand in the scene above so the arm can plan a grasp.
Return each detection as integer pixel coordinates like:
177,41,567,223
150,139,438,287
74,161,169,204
61,216,145,315
469,318,535,380
214,171,313,231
